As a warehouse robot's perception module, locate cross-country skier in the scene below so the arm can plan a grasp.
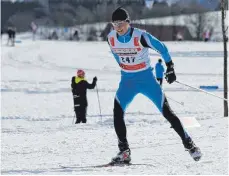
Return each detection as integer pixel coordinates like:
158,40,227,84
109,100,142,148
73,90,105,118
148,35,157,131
155,58,165,86
107,7,202,164
71,69,97,124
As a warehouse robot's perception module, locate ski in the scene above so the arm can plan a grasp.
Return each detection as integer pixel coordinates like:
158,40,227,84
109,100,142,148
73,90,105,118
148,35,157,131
59,162,155,169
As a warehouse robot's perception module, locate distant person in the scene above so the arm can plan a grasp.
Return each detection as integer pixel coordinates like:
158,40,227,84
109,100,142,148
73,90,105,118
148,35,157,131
30,21,38,41
203,30,210,42
7,27,16,46
176,32,183,41
50,31,58,40
71,69,97,124
73,30,79,41
155,59,165,86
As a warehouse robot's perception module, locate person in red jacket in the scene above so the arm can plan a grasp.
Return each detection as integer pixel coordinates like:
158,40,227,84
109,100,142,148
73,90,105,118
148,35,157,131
71,69,97,124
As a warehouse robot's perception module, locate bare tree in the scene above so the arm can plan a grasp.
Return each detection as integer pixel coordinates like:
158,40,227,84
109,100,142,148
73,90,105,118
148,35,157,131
188,13,207,40
221,0,228,117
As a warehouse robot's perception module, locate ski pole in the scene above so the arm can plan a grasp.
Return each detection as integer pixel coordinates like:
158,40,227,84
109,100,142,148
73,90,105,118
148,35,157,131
175,80,228,102
166,96,184,106
72,111,76,124
96,84,102,122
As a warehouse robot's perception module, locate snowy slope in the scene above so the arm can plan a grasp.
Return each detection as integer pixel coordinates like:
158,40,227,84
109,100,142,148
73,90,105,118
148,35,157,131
1,38,228,174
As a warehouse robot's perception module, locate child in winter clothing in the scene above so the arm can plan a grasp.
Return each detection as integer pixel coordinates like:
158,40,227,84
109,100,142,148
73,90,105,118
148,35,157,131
71,69,97,123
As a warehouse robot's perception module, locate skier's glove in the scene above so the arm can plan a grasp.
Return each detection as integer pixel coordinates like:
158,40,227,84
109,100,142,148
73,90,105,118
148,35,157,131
165,61,176,84
93,76,97,82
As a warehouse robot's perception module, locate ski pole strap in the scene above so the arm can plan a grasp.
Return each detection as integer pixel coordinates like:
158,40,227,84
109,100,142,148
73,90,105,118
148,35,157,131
175,80,228,102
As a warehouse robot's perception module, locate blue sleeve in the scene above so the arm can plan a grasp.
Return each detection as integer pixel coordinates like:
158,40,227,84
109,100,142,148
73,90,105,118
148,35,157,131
142,32,172,63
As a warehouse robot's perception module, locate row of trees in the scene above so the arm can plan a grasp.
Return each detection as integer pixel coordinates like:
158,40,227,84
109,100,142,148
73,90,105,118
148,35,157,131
2,0,226,31
45,0,221,26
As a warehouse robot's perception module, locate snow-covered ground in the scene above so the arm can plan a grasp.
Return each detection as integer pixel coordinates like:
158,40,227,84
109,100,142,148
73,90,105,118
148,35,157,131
1,37,228,174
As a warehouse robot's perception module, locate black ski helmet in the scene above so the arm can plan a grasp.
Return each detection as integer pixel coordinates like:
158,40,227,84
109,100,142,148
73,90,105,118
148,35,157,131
112,7,130,22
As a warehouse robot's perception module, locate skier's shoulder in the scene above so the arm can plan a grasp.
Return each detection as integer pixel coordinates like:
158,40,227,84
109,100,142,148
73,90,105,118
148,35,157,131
107,30,116,37
133,27,155,39
133,27,146,34
107,30,116,45
132,28,153,43
78,79,89,86
72,77,88,85
132,28,148,38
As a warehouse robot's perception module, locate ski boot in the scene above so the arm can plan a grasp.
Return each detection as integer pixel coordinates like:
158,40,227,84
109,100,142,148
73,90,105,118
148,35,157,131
111,149,131,164
183,138,202,161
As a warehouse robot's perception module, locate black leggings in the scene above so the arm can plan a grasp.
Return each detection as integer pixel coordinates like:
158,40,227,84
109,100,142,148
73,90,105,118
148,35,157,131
113,97,188,149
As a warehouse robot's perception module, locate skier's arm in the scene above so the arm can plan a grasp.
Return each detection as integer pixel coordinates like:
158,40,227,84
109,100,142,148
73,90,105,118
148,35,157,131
140,32,176,84
86,77,97,89
140,32,172,64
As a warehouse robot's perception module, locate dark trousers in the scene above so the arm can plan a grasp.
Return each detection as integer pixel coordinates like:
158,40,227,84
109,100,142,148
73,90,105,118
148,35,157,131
156,78,163,86
113,97,189,151
74,106,87,123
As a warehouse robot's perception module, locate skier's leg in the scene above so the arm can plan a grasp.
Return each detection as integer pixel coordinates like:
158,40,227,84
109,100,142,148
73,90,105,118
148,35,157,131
81,107,87,123
111,80,137,163
114,79,137,149
160,97,201,160
113,99,128,149
112,99,132,163
141,74,202,160
161,97,190,141
141,74,189,141
74,106,81,124
75,114,81,124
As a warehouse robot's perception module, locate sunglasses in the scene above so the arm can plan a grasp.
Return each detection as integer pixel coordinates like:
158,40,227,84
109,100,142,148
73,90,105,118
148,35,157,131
112,20,129,27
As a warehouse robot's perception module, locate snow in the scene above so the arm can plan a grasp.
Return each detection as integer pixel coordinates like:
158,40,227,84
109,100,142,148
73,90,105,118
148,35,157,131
1,36,228,174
